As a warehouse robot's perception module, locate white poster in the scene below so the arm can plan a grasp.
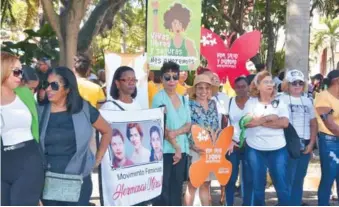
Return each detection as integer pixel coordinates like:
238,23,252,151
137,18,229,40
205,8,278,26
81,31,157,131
99,108,164,206
104,53,149,109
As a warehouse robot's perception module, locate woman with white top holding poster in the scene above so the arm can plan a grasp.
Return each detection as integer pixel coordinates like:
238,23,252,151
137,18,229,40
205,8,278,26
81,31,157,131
224,76,253,206
279,69,318,206
244,71,290,206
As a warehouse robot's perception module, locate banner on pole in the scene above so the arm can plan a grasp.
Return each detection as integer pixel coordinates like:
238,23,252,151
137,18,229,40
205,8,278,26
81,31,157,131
147,0,202,70
98,108,165,206
104,53,148,109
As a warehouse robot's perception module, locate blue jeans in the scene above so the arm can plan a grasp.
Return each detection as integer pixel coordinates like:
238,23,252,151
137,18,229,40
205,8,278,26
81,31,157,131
225,148,253,206
287,151,311,205
246,146,289,206
318,132,339,206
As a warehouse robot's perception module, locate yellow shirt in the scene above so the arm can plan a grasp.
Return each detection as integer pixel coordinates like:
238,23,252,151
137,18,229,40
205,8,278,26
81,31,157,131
77,77,106,108
148,81,163,108
314,90,339,135
176,83,189,96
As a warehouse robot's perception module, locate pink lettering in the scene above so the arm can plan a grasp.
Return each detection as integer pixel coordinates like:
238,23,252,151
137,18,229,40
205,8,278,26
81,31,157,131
112,183,147,200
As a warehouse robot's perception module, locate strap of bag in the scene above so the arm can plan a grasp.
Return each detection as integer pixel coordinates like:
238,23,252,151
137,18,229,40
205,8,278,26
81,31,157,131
107,100,125,111
228,97,233,126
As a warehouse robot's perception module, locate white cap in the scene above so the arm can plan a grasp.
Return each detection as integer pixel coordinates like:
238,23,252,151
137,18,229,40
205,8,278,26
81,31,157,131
286,69,304,82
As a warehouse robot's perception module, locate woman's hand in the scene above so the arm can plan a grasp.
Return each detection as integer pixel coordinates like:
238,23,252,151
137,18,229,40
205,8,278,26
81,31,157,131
303,142,315,154
227,141,239,155
167,129,177,140
173,146,182,165
263,114,279,122
192,145,205,155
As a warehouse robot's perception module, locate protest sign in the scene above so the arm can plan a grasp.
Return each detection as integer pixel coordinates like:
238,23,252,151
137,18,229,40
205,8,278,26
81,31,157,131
147,0,201,70
189,125,234,188
200,28,261,87
104,53,148,109
98,108,165,206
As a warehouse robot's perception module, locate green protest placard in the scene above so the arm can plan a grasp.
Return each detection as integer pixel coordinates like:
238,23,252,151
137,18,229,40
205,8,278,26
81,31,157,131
147,0,202,71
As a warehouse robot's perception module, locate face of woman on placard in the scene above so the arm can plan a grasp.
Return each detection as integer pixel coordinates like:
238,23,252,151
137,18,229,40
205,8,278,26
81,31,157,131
162,71,179,91
130,127,142,149
195,82,211,101
258,76,274,96
111,135,125,161
151,131,162,153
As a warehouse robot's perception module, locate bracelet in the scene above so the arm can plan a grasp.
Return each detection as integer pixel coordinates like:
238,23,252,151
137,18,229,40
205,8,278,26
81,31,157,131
153,9,158,15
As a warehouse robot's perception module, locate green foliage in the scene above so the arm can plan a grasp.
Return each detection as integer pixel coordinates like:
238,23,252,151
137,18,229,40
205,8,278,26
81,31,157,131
272,50,285,75
1,24,59,65
312,0,339,18
1,0,39,28
91,0,146,70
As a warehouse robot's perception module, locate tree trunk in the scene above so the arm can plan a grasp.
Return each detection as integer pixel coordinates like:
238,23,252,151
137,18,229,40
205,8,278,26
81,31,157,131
331,42,335,70
265,0,274,71
285,0,310,79
41,0,127,67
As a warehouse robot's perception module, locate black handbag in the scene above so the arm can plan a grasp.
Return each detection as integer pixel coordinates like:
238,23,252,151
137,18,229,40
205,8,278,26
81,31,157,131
284,123,301,159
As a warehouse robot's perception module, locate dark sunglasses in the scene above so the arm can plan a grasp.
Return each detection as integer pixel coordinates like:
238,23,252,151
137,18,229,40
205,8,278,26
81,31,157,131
291,81,304,86
119,78,138,84
44,81,64,91
12,68,23,77
163,74,179,82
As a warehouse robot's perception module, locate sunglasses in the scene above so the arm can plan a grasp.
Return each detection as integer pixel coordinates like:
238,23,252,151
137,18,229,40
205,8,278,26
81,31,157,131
44,81,64,91
291,81,304,86
12,68,23,77
163,74,179,82
119,78,138,84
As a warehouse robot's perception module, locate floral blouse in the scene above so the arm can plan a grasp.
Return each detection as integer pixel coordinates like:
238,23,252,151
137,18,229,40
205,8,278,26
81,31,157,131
189,99,219,146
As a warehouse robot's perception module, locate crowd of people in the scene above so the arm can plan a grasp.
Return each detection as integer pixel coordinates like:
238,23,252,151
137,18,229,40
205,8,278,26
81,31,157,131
1,51,339,206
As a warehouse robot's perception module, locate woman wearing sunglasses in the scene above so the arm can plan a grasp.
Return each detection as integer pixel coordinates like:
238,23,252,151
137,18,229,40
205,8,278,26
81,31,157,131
1,52,45,205
279,69,318,206
152,61,191,206
244,71,290,205
38,67,112,206
101,66,141,111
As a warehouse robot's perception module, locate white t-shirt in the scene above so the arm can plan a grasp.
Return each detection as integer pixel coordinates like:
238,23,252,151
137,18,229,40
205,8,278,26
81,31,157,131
244,97,289,151
0,96,34,146
279,94,315,140
228,97,247,142
212,92,230,128
100,99,142,111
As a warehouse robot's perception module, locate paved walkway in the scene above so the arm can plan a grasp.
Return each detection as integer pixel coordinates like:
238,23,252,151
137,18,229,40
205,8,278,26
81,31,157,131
90,158,338,206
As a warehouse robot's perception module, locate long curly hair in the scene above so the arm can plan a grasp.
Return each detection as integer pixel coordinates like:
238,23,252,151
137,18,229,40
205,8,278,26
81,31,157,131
164,3,191,30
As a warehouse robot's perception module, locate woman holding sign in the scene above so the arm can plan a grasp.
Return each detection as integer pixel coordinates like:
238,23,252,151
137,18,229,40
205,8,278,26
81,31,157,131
243,71,290,206
184,74,219,206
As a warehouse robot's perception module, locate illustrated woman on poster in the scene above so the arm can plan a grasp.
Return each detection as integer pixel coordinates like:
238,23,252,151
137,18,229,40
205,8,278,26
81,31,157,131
149,126,163,161
111,128,134,168
126,123,151,164
151,0,197,70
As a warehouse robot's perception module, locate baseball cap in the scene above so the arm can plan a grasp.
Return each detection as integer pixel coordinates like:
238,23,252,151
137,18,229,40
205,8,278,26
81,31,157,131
286,69,304,83
327,69,339,84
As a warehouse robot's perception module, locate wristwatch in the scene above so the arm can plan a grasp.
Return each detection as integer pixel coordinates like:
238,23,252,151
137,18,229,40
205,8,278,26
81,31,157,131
320,109,334,121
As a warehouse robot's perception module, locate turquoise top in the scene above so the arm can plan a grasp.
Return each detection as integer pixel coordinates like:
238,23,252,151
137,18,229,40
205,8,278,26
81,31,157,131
152,90,191,154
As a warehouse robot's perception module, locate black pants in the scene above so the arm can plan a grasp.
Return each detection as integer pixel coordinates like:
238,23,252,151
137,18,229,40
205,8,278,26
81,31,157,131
1,140,45,206
153,153,187,206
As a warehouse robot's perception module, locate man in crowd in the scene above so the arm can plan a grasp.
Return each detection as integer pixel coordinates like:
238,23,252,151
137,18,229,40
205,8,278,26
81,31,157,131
36,57,51,104
73,53,106,108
